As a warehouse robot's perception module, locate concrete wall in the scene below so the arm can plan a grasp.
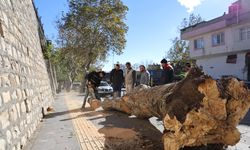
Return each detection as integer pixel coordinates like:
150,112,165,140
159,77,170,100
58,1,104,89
240,0,250,14
231,22,250,51
196,52,247,80
0,1,53,150
189,22,250,80
188,21,250,59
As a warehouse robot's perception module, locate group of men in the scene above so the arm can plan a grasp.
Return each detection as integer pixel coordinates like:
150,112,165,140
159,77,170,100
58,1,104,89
82,59,177,108
109,62,151,98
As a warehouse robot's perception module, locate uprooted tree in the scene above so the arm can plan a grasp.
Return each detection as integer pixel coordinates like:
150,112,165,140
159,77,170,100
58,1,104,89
89,68,250,150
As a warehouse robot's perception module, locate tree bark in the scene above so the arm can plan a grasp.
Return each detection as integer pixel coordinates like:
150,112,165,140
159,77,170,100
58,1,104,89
91,68,250,150
79,68,87,93
52,65,58,93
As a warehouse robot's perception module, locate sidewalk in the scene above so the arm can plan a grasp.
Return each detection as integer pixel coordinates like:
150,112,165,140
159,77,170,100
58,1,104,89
24,92,250,150
24,93,81,150
24,92,163,150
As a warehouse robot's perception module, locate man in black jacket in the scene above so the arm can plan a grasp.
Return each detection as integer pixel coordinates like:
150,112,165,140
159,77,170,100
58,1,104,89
160,59,174,84
110,64,124,98
82,71,105,108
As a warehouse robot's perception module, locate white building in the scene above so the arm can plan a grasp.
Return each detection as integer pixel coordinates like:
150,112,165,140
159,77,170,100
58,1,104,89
181,0,250,82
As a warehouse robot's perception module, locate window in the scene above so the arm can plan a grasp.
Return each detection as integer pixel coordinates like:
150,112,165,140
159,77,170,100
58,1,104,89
240,27,250,41
226,54,237,64
194,38,204,49
212,32,225,46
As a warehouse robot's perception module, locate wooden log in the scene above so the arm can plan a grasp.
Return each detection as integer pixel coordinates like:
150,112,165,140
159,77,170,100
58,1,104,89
94,68,250,150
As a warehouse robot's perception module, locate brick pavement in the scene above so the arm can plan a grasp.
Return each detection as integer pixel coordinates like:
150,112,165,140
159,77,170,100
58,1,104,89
64,94,105,150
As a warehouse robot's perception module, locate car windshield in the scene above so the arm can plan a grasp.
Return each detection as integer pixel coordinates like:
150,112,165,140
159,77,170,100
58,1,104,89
99,82,109,86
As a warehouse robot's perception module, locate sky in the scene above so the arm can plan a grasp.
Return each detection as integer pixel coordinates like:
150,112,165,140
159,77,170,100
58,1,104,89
34,0,235,71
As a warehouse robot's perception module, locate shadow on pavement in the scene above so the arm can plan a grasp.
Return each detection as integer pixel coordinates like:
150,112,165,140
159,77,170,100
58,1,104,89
44,107,93,119
59,107,107,121
94,111,164,150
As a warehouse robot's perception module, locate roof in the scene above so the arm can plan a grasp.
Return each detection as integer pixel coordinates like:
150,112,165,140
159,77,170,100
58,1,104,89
180,15,226,34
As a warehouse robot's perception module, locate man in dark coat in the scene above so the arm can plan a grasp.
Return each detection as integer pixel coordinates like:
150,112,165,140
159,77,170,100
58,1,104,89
160,59,174,84
82,71,105,108
110,64,124,98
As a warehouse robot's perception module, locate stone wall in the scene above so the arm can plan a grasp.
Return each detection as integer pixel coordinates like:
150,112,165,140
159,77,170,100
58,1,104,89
0,0,54,150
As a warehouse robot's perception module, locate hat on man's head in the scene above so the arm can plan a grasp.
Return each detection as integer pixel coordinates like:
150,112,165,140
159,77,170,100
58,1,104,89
161,58,168,63
126,62,131,66
99,71,106,76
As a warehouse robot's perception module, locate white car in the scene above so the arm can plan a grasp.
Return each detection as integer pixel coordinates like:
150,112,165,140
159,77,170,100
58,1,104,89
97,81,113,97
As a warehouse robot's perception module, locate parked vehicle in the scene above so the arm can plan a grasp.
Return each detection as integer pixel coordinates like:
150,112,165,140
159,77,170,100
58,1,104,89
97,81,113,97
148,70,162,86
72,81,81,91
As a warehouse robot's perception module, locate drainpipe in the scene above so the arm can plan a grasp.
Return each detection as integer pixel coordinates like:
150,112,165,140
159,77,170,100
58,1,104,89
237,3,239,24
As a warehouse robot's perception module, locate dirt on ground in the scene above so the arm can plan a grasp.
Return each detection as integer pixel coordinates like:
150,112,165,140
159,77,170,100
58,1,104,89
81,107,164,150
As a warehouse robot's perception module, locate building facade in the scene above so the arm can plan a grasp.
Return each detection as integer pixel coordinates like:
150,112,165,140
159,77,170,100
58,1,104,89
181,0,250,81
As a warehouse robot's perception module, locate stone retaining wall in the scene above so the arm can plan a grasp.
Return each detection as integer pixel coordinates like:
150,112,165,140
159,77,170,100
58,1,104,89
0,1,53,150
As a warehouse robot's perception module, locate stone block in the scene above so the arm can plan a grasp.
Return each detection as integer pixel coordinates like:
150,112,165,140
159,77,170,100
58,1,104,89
11,90,17,101
24,89,28,97
0,56,3,68
0,111,10,129
9,105,18,122
12,47,17,59
15,142,21,150
26,114,31,124
16,89,22,101
11,126,20,139
15,103,21,118
1,73,10,87
19,121,24,132
29,89,33,96
2,91,11,103
15,75,20,86
0,95,2,107
9,73,16,86
6,44,12,57
3,57,10,69
22,90,26,99
20,101,26,113
0,139,6,150
6,130,12,144
2,12,8,28
25,99,31,113
20,135,27,147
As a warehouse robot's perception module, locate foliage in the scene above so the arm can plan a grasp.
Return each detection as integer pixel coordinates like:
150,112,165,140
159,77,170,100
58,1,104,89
179,13,204,29
168,37,190,64
42,40,53,59
167,13,203,75
57,0,128,71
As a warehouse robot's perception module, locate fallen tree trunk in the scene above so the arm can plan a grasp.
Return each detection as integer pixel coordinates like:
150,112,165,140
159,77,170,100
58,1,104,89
90,68,250,150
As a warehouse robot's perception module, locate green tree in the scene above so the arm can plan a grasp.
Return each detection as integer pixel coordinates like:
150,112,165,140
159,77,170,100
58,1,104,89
167,13,203,77
180,13,203,29
57,0,128,92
